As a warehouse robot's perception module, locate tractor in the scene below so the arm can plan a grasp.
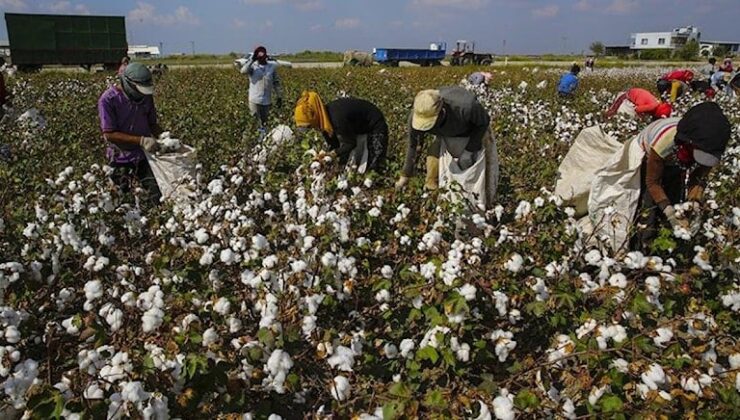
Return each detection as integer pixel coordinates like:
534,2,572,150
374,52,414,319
449,40,494,66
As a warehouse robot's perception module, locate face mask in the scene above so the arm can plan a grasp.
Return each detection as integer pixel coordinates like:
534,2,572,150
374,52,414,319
676,143,695,168
120,75,145,103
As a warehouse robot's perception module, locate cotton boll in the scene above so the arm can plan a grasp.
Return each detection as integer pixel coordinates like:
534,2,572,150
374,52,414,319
264,349,293,394
492,389,515,420
504,254,524,273
327,345,355,372
653,327,673,347
214,297,231,316
457,283,477,301
202,327,218,347
399,339,415,358
330,375,351,401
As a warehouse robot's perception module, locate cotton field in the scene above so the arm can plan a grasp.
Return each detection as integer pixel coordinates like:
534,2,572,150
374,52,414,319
0,65,738,418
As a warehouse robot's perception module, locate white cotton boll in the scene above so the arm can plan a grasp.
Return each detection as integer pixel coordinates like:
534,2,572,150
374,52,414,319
611,358,629,373
608,273,628,289
450,337,470,362
514,201,531,220
368,207,381,217
653,328,673,347
504,254,524,273
214,297,231,316
263,254,278,269
576,319,598,339
220,249,236,265
490,330,516,362
290,260,307,273
400,339,415,358
381,265,393,279
720,288,740,311
641,363,666,391
84,382,104,399
588,385,608,405
327,345,355,372
202,327,218,347
194,228,209,244
492,390,515,420
530,278,549,301
457,283,477,301
207,179,224,196
199,248,214,266
584,249,601,265
264,349,293,394
62,317,80,335
302,315,317,336
321,252,337,268
729,353,740,369
375,289,390,303
330,375,351,401
383,343,398,359
536,80,547,89
4,326,20,343
561,398,576,419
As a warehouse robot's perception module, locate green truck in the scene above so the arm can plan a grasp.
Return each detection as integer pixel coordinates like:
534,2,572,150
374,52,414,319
4,13,127,71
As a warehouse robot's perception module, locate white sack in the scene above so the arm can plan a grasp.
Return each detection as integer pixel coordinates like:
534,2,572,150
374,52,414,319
554,125,622,217
617,99,637,118
145,145,197,201
439,130,498,211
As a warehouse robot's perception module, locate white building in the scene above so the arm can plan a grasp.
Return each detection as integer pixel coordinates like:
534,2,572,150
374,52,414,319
128,45,161,59
630,26,700,50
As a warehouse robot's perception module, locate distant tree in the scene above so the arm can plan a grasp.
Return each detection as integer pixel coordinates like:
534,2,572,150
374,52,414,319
712,45,729,59
677,39,700,60
589,41,605,56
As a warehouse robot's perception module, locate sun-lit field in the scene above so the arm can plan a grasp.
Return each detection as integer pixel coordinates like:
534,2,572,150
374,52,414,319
0,65,738,419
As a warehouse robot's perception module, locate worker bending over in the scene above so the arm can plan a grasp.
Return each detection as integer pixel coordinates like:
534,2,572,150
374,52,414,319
605,88,672,120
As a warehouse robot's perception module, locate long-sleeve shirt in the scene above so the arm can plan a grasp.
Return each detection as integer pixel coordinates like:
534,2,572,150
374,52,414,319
638,117,710,209
627,88,659,115
241,59,281,106
558,73,579,95
403,86,490,176
323,98,388,168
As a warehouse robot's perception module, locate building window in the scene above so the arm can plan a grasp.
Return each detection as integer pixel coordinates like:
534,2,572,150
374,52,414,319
641,38,648,45
658,38,665,45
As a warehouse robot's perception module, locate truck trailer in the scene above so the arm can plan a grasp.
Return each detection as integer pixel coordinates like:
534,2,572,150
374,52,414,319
373,42,446,67
4,13,128,72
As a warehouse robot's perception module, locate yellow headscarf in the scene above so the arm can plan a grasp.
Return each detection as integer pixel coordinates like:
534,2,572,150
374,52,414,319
294,91,334,137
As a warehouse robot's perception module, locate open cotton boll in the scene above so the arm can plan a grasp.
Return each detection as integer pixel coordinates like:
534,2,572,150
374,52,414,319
327,345,355,372
492,389,515,420
157,137,182,152
330,375,351,401
264,349,293,394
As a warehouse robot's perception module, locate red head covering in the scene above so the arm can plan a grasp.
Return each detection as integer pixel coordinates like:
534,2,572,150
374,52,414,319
653,103,672,119
253,46,267,64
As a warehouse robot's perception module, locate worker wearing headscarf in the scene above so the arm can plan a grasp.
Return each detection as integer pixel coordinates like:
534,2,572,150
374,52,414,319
294,91,388,172
634,102,731,248
604,88,672,120
657,69,693,103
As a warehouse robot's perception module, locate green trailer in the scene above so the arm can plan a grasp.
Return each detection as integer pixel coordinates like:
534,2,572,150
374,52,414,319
4,13,127,71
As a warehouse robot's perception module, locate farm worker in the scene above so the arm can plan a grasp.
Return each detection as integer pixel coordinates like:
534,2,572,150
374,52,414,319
633,102,730,247
604,88,672,120
701,57,717,78
294,91,388,172
241,45,283,136
585,57,595,72
468,72,492,86
657,69,693,102
97,62,163,203
557,64,580,97
0,57,9,119
396,87,495,191
729,73,740,97
117,56,130,75
719,58,733,73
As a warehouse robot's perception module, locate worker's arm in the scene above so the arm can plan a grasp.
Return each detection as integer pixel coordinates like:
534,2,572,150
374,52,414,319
402,122,425,177
465,101,490,153
334,135,357,164
644,148,671,210
102,131,147,147
634,100,658,114
239,59,255,75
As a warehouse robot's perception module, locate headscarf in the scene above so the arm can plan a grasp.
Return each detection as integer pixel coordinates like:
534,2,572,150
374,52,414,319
676,102,731,165
254,46,268,65
294,91,334,137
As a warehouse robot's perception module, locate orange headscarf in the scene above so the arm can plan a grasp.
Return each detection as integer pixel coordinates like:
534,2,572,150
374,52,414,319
294,91,334,137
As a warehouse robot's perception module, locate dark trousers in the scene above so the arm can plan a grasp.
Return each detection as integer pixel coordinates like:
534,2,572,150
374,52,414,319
110,159,162,204
633,162,685,250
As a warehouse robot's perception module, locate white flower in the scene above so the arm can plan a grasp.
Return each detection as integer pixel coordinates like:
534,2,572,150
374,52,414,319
330,375,351,401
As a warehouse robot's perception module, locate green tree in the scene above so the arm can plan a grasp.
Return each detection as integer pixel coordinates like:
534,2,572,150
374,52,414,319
589,41,605,56
677,39,700,60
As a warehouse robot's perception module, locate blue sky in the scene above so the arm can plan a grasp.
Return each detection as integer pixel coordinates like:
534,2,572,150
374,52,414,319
0,0,738,55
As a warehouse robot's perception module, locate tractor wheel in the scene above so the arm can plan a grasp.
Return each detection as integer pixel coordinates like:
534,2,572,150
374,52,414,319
480,58,493,66
462,57,473,66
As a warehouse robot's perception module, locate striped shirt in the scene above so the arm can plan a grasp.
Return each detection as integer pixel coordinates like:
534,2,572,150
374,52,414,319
638,117,681,163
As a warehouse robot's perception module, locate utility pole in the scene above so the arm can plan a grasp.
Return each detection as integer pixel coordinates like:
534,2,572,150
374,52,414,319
159,42,163,58
191,41,195,56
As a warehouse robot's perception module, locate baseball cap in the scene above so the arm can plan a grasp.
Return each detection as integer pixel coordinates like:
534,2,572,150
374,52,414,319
412,90,442,131
122,63,154,95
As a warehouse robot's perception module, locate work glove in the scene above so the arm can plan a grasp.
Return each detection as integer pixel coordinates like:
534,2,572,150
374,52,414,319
663,205,689,230
395,176,409,190
686,185,704,202
457,150,475,170
276,97,283,108
140,136,159,153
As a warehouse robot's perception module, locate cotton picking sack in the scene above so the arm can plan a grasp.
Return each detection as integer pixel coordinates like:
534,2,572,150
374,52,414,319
439,129,498,211
554,125,622,217
617,99,637,118
145,145,197,202
587,136,645,252
345,134,369,174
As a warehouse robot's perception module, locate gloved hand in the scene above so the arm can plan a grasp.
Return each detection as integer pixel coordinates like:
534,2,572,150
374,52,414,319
140,136,159,153
395,176,409,190
276,97,283,108
458,150,475,170
663,205,689,230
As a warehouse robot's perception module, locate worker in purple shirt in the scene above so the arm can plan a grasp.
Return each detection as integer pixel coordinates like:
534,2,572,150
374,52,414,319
97,62,163,203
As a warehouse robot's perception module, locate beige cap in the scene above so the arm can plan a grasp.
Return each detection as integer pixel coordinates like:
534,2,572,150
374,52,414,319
412,89,442,131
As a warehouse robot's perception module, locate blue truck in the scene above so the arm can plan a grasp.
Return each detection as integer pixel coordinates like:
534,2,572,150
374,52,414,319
373,42,446,67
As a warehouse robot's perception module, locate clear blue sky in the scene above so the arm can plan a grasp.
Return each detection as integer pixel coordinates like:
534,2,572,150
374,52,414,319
0,0,738,55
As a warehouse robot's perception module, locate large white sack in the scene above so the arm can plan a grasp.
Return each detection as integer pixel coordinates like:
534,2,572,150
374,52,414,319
587,137,645,253
617,99,637,117
145,145,197,201
555,125,621,217
439,130,498,211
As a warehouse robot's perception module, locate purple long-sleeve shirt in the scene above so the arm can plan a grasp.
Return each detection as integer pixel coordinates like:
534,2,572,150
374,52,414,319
97,86,157,164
